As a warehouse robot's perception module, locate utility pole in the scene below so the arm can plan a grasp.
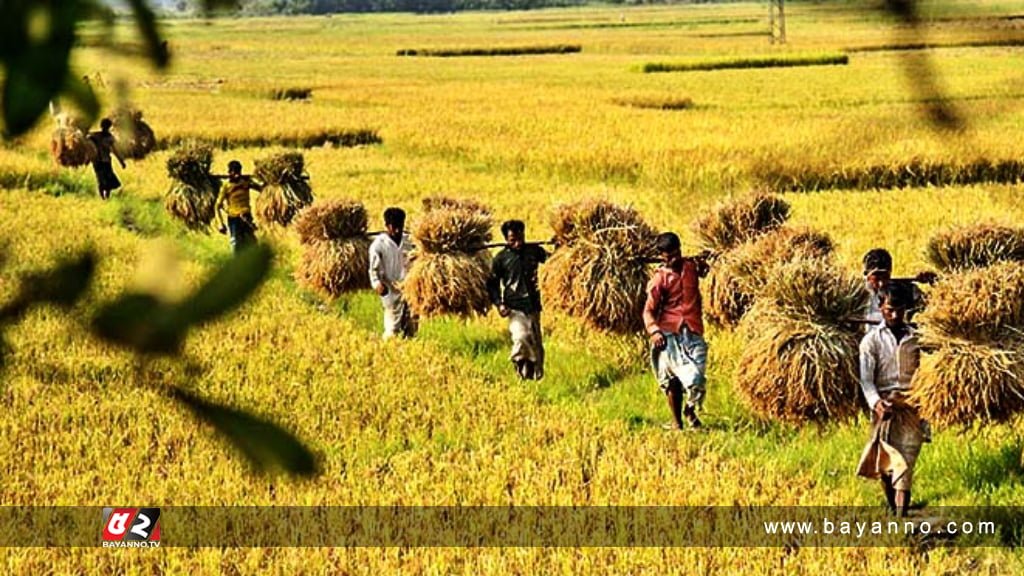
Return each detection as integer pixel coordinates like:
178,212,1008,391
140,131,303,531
769,0,786,44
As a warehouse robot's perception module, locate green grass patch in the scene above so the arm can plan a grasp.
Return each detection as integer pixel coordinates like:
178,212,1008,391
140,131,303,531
756,157,1024,192
104,196,170,238
643,54,849,73
158,129,381,150
0,167,96,196
845,37,1024,53
397,44,581,57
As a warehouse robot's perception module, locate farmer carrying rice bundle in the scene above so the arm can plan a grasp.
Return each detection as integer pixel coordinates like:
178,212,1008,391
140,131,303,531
487,219,549,381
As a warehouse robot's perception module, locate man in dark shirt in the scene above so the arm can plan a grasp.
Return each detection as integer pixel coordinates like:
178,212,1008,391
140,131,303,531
88,118,126,200
487,220,549,380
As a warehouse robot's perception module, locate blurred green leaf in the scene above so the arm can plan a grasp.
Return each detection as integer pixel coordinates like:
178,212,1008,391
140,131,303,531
0,252,95,324
884,0,919,23
91,293,186,355
1,1,80,136
62,73,100,128
172,386,318,476
182,244,272,326
91,245,272,355
125,0,169,69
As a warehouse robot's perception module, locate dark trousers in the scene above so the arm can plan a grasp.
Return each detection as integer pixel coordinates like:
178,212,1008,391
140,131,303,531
227,215,256,254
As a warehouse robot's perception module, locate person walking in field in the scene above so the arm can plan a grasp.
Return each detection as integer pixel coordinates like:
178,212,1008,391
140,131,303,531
643,232,710,430
88,118,126,200
215,160,263,254
487,220,549,380
856,282,930,517
862,248,934,326
369,207,417,339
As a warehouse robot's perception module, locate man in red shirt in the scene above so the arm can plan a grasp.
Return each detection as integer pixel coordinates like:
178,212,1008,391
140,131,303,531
643,232,710,430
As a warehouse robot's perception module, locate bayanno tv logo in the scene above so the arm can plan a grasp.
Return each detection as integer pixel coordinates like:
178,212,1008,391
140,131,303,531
101,507,161,548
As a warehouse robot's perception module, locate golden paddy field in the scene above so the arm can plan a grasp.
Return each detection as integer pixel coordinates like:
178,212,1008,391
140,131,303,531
3,1,1024,572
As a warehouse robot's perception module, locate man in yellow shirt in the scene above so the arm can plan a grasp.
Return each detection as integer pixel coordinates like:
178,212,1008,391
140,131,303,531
216,160,263,254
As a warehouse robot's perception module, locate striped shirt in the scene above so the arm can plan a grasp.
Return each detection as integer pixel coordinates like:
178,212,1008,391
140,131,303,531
859,323,921,410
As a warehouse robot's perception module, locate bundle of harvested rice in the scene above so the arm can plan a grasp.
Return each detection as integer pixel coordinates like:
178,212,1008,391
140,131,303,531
909,262,1024,427
164,142,219,231
111,107,157,160
734,257,868,424
296,233,371,298
927,223,1024,272
753,255,867,326
706,226,835,328
422,196,492,217
293,199,371,298
914,262,1024,344
413,208,491,253
910,341,1024,428
403,206,494,317
254,152,314,227
403,252,492,317
49,114,97,167
693,191,790,253
735,311,862,424
293,200,368,244
540,199,657,334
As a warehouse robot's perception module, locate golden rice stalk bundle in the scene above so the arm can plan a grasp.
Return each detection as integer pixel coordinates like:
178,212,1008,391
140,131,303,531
754,256,868,326
543,244,652,334
404,206,494,317
914,262,1024,345
295,237,372,299
705,227,836,328
49,115,97,167
165,182,217,232
254,153,314,227
111,107,157,160
927,223,1024,272
414,207,493,254
541,200,658,334
550,199,657,254
735,312,861,424
164,142,218,230
693,191,790,252
422,196,492,217
403,252,492,317
293,200,368,244
166,141,214,184
909,340,1024,428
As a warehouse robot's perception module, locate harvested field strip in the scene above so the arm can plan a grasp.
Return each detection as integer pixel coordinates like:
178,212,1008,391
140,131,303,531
397,45,581,57
643,54,848,73
157,129,381,150
756,158,1024,193
270,87,313,101
694,31,770,39
613,96,694,111
845,37,1024,53
519,17,761,30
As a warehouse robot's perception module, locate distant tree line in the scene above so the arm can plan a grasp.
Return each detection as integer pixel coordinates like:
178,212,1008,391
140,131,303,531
228,0,723,15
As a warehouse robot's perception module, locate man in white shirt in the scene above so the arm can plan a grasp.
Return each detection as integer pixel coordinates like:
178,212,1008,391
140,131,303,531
856,282,929,517
369,207,417,339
